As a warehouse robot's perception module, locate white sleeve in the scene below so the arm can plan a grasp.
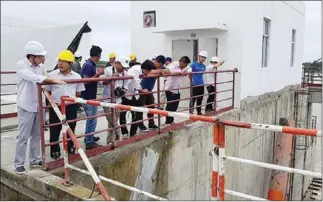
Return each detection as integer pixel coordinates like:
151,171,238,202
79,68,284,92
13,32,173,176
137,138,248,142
16,61,47,84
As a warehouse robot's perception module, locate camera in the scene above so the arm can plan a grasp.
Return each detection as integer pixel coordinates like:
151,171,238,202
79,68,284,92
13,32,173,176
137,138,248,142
114,87,126,97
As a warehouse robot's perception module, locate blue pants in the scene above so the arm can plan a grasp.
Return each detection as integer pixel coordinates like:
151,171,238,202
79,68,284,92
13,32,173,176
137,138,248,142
83,104,98,145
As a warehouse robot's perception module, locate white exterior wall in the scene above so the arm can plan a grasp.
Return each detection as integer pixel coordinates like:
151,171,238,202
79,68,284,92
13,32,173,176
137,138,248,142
130,1,305,105
240,1,305,98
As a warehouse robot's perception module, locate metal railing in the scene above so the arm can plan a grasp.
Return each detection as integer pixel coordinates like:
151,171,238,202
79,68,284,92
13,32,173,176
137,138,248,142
301,66,322,88
33,68,237,170
211,120,321,201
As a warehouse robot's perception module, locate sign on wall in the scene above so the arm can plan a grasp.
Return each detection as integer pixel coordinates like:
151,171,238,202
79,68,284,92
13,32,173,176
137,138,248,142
143,10,156,28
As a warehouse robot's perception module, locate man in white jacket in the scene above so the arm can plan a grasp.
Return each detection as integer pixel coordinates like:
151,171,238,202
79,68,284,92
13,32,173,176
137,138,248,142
14,41,65,174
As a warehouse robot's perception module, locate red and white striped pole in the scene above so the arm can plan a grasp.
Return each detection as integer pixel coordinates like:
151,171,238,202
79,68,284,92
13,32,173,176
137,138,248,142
211,124,219,200
66,127,112,201
219,120,321,137
60,97,111,201
218,123,225,201
61,96,322,137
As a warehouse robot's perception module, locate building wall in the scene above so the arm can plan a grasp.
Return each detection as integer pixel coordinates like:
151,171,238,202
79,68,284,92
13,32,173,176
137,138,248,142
130,1,305,104
240,1,305,99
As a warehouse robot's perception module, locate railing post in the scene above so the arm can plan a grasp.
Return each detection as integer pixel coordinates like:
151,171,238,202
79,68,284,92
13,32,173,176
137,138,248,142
157,76,161,134
110,80,116,142
37,84,46,169
211,123,220,200
189,74,193,114
214,72,217,114
61,97,72,186
218,123,225,200
231,71,236,109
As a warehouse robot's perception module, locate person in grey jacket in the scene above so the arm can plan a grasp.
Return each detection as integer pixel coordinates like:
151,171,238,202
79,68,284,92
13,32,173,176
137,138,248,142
71,51,82,74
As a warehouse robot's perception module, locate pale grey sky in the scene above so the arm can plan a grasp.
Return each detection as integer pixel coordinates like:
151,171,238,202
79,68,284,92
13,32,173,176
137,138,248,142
1,1,321,62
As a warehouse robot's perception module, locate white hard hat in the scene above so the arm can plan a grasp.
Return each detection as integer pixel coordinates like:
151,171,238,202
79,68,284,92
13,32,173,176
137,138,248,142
24,40,47,56
210,56,220,63
116,56,130,68
74,51,82,58
198,50,208,58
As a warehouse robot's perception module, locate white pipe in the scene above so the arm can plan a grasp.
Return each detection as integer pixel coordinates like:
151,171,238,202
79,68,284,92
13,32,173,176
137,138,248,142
225,156,322,178
67,164,167,201
224,189,267,200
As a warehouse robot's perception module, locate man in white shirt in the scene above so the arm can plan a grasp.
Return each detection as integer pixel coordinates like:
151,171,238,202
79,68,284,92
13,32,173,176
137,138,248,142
14,41,66,174
124,60,154,137
45,50,85,159
102,56,130,143
163,56,191,124
205,56,225,113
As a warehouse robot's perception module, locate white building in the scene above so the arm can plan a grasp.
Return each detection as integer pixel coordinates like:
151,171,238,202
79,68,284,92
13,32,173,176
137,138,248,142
130,1,306,106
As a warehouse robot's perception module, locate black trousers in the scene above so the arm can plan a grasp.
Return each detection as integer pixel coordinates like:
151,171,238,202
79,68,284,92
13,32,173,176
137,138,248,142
206,85,215,112
190,86,205,113
49,104,77,155
165,91,180,124
137,93,155,126
119,96,141,136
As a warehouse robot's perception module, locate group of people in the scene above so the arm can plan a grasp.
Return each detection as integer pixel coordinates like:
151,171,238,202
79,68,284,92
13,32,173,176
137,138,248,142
13,40,224,175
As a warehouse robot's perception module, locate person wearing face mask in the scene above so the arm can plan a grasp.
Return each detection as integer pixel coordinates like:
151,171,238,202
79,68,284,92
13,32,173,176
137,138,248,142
189,50,208,115
205,56,225,113
13,41,66,174
45,50,85,159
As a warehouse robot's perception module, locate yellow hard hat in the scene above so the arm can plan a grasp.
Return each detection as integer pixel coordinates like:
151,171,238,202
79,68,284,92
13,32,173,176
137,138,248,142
129,53,136,61
58,50,75,63
109,52,116,59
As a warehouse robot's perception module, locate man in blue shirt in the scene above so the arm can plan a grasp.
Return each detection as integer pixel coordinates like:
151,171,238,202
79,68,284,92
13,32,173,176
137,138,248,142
137,55,166,130
189,50,208,115
80,45,104,150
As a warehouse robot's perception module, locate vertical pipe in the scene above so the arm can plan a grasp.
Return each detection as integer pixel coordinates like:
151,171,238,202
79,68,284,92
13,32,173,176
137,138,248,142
157,76,161,134
231,71,235,109
218,123,225,201
37,84,46,169
267,118,293,200
189,74,193,114
214,72,217,114
211,123,220,200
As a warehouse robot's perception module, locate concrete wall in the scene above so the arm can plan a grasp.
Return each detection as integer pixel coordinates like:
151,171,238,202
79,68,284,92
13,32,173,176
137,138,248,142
55,84,317,200
130,1,305,103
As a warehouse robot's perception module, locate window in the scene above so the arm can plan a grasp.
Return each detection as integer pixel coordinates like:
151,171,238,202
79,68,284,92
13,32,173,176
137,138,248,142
290,29,296,67
215,38,219,56
261,18,271,67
